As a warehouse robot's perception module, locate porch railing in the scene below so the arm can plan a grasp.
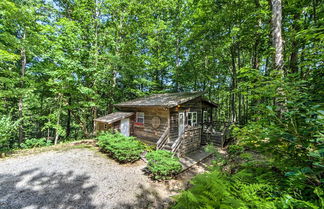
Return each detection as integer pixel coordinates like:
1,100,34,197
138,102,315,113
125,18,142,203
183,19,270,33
171,125,188,156
201,121,232,147
201,121,231,132
156,127,169,150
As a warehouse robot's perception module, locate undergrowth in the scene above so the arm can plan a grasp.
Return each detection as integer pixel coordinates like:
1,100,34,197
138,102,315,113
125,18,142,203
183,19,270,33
97,131,145,163
146,150,182,180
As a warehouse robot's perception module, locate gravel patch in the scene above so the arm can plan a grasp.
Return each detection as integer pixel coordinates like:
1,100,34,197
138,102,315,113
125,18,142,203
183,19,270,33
0,148,173,209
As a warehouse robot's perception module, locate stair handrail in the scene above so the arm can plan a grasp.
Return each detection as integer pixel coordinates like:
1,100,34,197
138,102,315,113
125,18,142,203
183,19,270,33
171,125,188,154
156,127,169,150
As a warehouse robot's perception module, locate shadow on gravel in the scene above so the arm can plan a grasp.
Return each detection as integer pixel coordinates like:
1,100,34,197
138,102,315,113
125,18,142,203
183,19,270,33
0,168,99,209
116,184,171,209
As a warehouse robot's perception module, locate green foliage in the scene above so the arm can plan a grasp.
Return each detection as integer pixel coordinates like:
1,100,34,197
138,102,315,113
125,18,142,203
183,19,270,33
97,132,144,163
173,168,274,209
145,150,182,180
0,115,17,152
172,169,242,209
228,145,244,155
0,0,322,205
239,152,253,161
173,167,322,209
20,138,53,149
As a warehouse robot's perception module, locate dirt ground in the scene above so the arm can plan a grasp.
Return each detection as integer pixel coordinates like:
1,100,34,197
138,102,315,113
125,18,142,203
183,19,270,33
0,147,210,209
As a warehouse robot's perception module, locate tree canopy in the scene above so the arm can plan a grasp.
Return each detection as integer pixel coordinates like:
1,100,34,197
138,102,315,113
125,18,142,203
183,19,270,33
0,0,323,207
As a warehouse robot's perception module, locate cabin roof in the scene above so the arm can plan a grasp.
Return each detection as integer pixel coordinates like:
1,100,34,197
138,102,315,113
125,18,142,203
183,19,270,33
114,91,217,108
93,112,134,124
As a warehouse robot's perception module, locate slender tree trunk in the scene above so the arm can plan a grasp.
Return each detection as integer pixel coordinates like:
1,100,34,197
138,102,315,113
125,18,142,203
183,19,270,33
18,32,26,144
66,96,72,138
289,13,300,74
245,94,249,124
92,106,97,135
252,0,262,70
312,0,317,23
54,94,62,145
237,44,242,124
175,37,180,91
271,0,284,73
271,0,286,116
230,45,237,123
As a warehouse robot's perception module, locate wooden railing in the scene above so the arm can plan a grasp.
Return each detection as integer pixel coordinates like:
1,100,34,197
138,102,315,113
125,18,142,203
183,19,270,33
201,121,231,132
201,121,232,147
156,127,169,150
171,125,187,155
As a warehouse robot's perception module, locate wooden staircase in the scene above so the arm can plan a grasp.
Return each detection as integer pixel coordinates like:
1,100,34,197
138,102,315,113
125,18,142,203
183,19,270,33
157,126,186,156
156,127,169,150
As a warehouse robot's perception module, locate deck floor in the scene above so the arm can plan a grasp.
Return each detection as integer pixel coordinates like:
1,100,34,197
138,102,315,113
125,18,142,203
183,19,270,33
179,148,213,172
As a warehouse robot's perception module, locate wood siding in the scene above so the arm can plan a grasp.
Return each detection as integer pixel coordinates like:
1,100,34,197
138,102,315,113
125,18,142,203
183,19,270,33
169,96,214,142
117,107,169,142
95,120,120,132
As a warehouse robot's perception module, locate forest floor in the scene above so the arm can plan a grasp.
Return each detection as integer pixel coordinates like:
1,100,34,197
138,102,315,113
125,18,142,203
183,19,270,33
0,145,212,209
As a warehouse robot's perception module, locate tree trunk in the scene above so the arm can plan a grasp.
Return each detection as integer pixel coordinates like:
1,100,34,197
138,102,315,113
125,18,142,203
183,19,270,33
271,0,286,116
66,96,72,138
18,32,26,145
54,94,63,145
289,13,300,74
230,45,237,123
271,0,284,73
252,0,262,70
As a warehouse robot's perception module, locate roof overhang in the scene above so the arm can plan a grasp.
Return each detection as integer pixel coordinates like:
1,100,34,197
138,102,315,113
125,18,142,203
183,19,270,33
202,98,218,107
94,112,134,124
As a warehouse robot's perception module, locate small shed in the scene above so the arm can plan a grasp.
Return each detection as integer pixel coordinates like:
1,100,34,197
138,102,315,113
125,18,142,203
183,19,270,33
94,112,134,136
94,91,218,155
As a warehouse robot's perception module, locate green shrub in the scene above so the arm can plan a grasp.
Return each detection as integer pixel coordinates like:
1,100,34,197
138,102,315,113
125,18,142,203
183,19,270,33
146,150,182,180
0,116,18,153
228,144,244,155
97,131,144,163
173,169,244,209
173,168,322,209
172,167,324,209
239,152,253,160
20,138,53,149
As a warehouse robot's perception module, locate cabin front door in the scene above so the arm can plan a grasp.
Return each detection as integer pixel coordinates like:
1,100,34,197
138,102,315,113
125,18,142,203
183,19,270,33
120,118,130,136
178,112,185,136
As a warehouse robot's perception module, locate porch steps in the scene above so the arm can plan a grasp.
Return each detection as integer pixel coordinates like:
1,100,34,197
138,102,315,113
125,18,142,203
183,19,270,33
161,142,173,151
179,148,213,172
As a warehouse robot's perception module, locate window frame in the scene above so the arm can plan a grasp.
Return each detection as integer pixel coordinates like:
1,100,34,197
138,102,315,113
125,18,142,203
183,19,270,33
203,110,209,123
187,112,198,127
135,112,145,125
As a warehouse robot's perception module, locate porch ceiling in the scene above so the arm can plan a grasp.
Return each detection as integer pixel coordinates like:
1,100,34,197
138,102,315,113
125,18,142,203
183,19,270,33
94,112,134,124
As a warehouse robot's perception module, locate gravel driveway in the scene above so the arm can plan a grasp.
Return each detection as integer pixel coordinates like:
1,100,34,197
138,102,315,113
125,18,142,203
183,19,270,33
0,148,173,209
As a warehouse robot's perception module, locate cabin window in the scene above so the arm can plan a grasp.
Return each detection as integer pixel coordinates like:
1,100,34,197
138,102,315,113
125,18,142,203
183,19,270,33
203,111,209,123
136,112,144,125
187,112,197,126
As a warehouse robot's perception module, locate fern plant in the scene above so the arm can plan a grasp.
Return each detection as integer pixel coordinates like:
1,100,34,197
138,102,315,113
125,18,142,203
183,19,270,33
146,150,182,180
97,131,145,163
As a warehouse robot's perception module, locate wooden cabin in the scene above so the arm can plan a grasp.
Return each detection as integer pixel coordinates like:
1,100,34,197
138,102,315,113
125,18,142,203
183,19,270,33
94,92,221,156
